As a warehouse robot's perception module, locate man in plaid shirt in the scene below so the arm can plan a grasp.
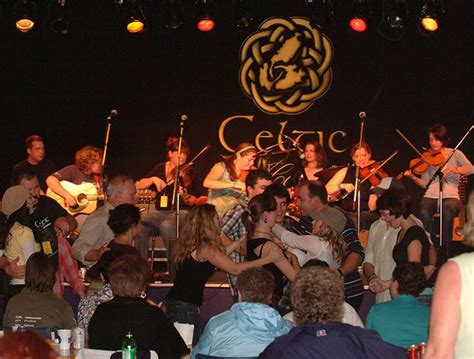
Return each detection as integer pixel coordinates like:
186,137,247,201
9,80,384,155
220,169,272,299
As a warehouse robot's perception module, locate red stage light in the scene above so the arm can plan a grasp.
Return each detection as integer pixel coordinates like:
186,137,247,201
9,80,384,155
349,17,367,32
197,19,215,32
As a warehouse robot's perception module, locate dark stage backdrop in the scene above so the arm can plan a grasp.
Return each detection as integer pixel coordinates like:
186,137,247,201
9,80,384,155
1,0,473,197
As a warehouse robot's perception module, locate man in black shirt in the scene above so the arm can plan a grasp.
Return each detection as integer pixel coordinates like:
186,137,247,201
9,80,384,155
11,135,55,193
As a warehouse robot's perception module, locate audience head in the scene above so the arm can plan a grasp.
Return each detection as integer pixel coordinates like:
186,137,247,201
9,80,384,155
12,170,41,209
24,135,45,164
298,181,328,217
236,267,275,305
390,262,426,298
463,192,474,247
244,193,277,237
377,188,412,225
1,185,30,249
107,203,141,238
75,146,103,175
291,266,344,325
106,175,137,205
264,183,290,224
245,169,273,199
25,252,56,293
172,204,221,265
0,331,56,359
109,254,152,297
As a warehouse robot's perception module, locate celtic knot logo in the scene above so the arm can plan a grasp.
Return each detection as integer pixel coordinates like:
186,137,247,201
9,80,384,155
239,17,334,115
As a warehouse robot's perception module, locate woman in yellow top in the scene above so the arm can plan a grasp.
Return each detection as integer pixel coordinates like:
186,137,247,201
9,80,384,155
1,185,39,300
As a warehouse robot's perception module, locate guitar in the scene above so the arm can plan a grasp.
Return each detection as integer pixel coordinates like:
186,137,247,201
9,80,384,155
452,175,467,241
46,181,104,215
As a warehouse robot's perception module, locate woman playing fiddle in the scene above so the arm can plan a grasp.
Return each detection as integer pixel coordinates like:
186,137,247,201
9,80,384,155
404,124,473,246
203,143,257,216
137,136,197,261
326,141,382,229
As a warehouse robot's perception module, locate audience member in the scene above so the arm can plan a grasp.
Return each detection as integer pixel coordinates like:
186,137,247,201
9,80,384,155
1,185,38,301
78,251,124,331
192,267,292,358
283,259,364,328
3,252,76,328
164,204,282,344
220,169,272,299
425,193,474,358
366,262,430,348
244,193,300,304
0,330,56,359
88,254,188,359
292,181,365,310
72,175,139,267
260,266,406,358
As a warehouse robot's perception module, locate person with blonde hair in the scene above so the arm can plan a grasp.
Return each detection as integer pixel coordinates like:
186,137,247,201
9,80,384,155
424,192,474,358
204,142,257,215
164,204,283,343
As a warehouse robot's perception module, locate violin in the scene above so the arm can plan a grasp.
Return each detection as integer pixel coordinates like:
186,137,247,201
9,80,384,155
359,162,390,186
168,164,193,188
407,149,444,175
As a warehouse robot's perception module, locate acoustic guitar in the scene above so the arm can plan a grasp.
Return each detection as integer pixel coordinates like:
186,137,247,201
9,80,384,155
46,181,104,215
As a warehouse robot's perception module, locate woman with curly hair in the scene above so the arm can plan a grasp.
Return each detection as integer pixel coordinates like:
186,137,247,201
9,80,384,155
204,142,257,216
46,145,104,208
164,203,282,343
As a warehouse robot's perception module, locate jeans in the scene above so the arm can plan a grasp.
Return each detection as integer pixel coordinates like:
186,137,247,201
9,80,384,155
419,197,460,248
163,298,200,344
138,210,188,270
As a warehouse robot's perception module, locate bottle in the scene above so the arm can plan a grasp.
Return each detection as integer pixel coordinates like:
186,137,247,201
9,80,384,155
122,332,137,359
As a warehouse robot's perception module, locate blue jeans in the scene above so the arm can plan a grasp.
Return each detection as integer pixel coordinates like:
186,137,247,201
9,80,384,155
163,298,200,344
419,197,460,248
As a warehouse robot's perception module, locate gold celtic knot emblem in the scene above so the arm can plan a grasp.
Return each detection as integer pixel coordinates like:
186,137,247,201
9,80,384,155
239,17,334,115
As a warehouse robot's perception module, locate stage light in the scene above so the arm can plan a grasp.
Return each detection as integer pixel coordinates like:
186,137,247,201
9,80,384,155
304,0,335,31
349,0,370,33
378,0,407,41
196,0,216,32
419,0,444,34
14,0,36,33
116,0,146,33
48,0,70,34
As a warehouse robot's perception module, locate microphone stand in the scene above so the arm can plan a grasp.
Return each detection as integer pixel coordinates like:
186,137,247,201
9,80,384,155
100,111,116,197
171,117,187,242
353,112,366,232
425,125,474,247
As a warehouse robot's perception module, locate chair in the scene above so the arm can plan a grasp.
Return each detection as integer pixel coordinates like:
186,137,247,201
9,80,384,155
195,354,258,359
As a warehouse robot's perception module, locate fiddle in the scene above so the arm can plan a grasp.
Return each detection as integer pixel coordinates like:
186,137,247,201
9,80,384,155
359,162,390,187
408,149,444,175
168,164,193,188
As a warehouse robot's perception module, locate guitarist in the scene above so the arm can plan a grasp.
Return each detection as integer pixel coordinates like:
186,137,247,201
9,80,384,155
46,146,104,209
136,136,197,261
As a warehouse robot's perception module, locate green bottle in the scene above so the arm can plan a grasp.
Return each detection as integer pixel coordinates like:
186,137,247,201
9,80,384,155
121,331,137,359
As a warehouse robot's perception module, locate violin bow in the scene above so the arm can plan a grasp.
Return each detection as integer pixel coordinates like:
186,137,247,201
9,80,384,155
395,129,433,166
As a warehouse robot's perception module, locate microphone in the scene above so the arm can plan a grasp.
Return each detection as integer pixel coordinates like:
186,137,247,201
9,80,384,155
180,114,188,127
283,134,305,159
107,109,118,121
359,111,367,119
